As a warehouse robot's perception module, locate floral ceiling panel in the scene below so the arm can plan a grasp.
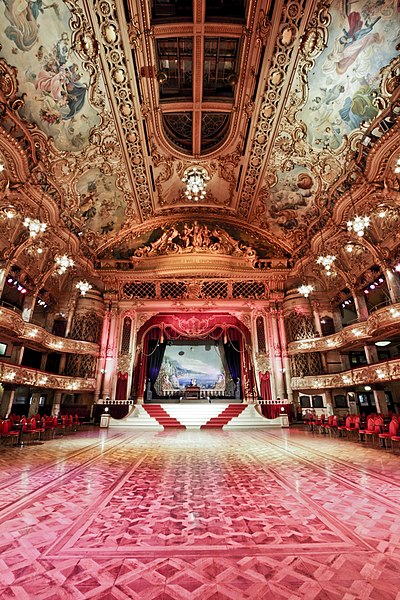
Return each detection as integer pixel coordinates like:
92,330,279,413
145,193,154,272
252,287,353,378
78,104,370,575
0,0,101,152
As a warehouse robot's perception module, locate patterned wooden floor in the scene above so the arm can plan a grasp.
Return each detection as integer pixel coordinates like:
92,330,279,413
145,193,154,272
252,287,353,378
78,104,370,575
1,427,400,599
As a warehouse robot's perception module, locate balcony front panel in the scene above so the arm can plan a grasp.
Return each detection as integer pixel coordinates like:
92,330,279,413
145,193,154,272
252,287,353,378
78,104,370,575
0,361,96,392
291,357,400,391
0,307,99,355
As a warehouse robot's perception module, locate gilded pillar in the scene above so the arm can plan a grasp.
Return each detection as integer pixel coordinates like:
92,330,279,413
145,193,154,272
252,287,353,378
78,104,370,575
270,309,285,399
277,310,292,401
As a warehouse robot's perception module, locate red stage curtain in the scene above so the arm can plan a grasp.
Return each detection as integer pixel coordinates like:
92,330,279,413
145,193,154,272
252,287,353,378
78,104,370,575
116,371,128,400
259,371,272,400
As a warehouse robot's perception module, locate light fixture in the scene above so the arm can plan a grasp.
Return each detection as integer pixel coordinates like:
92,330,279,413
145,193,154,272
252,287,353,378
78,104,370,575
316,254,336,276
55,254,74,275
375,340,391,347
23,217,47,237
395,158,400,174
298,284,314,298
347,214,370,237
182,166,210,202
0,162,4,172
76,280,92,296
364,385,372,391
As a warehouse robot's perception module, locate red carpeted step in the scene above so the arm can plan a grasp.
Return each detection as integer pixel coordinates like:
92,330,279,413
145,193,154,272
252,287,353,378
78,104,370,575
143,405,185,428
201,404,246,429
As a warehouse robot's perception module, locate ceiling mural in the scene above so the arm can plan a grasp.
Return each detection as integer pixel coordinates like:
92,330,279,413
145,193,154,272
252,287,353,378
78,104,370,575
75,169,127,237
0,0,100,151
298,0,399,151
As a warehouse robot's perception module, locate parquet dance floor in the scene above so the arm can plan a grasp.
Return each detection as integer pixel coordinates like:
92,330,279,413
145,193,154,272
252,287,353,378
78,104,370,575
1,427,400,599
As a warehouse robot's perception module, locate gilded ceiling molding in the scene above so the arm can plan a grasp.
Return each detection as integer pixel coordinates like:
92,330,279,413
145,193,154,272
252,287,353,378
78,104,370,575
91,0,153,219
237,0,310,218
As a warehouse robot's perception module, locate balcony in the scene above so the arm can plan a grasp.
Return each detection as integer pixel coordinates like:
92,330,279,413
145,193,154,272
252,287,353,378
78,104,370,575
287,303,400,355
0,306,99,356
291,356,400,391
0,360,96,392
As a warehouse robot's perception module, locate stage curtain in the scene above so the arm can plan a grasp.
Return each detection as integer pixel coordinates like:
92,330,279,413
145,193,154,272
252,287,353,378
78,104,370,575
224,328,241,394
146,339,166,396
259,371,272,400
116,371,128,400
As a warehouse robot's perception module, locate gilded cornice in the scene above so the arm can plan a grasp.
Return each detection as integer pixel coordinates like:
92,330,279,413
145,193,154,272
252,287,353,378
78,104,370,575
0,307,99,355
0,362,96,391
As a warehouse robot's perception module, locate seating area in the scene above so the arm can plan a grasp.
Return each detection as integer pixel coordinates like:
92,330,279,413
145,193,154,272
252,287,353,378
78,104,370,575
307,412,400,452
0,413,84,446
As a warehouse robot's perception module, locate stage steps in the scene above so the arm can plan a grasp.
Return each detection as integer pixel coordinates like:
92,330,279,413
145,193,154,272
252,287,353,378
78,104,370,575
143,405,185,428
109,404,287,429
201,404,246,428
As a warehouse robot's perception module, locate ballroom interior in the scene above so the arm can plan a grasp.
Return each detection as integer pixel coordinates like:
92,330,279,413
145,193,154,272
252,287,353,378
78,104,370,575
0,0,400,597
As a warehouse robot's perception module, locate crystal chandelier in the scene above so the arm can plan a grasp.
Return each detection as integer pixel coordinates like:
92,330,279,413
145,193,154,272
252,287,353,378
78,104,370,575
182,166,210,202
55,254,74,275
347,214,370,237
23,217,47,237
316,254,336,276
76,280,92,296
298,284,314,298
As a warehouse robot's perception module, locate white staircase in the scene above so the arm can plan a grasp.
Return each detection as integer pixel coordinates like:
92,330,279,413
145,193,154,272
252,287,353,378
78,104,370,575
224,405,288,429
109,405,163,429
108,403,287,429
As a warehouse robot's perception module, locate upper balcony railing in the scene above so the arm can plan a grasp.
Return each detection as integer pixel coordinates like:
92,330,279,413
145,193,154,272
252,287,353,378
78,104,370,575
288,302,400,355
0,360,96,392
0,306,99,356
291,356,400,391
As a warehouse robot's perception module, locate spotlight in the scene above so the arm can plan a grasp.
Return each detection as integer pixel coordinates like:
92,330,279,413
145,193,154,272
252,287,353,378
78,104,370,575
370,284,375,290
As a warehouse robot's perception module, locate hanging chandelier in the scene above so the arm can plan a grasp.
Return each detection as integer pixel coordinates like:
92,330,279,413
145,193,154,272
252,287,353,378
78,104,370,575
76,280,92,296
316,254,336,276
23,217,47,237
298,284,314,298
182,166,210,202
55,254,74,275
347,214,370,237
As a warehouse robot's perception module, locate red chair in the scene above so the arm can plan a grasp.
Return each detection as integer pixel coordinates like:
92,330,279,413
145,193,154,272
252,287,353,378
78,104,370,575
346,415,360,441
379,417,399,450
1,420,19,446
364,415,383,446
359,416,375,443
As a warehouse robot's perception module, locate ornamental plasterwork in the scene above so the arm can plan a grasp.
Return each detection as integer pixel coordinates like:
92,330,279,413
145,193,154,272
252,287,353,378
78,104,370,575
0,362,96,391
117,353,132,373
255,351,270,373
237,0,308,218
291,356,400,390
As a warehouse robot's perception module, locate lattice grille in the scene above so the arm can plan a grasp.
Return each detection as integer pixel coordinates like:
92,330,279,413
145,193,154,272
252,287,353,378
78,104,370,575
122,281,156,298
256,316,266,352
232,281,265,299
160,281,187,298
285,311,315,342
201,281,228,298
65,354,96,378
290,353,323,377
120,317,131,354
70,312,102,343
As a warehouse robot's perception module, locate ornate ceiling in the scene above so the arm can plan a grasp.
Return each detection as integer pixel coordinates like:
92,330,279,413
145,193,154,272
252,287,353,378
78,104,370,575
0,0,399,292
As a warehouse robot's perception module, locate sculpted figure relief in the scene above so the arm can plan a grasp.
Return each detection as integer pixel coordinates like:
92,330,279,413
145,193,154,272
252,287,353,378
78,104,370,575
132,223,259,260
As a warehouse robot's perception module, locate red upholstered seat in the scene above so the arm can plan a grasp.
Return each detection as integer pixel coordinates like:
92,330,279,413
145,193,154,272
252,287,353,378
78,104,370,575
1,420,19,445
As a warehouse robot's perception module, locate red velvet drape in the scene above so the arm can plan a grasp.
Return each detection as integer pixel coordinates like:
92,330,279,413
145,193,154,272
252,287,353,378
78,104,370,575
259,371,272,400
116,371,128,400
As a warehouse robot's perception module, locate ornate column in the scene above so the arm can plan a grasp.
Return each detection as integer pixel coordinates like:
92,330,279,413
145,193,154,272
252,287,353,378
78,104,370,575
324,389,334,416
102,302,118,400
384,268,400,304
127,311,138,401
352,290,369,321
264,308,277,400
21,292,38,323
331,305,343,332
277,309,293,401
311,300,327,372
363,343,387,415
52,390,62,417
2,387,16,418
270,308,285,399
58,288,79,375
28,391,41,417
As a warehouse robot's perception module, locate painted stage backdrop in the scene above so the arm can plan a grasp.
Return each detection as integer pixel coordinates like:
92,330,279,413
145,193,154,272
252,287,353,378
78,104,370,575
156,343,227,394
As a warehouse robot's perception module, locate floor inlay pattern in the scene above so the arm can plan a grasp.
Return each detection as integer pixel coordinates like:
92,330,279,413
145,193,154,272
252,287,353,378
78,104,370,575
1,427,400,598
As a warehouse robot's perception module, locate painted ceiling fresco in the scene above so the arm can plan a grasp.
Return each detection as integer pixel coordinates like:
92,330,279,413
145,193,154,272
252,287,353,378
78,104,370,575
0,0,398,262
252,0,399,247
0,0,100,151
